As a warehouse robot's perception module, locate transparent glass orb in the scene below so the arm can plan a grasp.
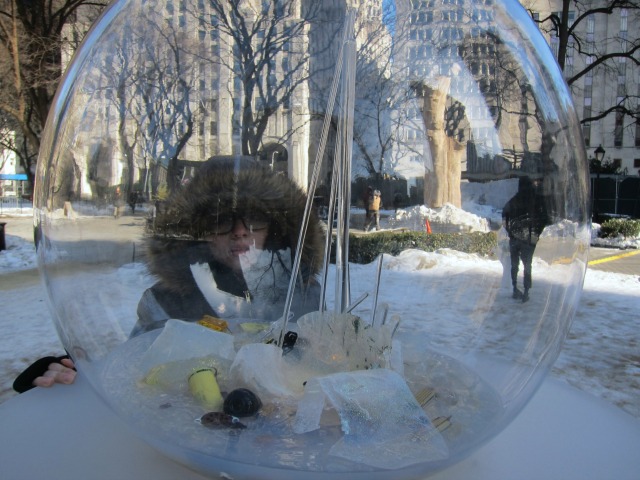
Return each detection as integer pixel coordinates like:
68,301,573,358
35,0,590,478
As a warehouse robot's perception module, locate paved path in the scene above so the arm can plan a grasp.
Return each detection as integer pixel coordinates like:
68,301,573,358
587,247,640,276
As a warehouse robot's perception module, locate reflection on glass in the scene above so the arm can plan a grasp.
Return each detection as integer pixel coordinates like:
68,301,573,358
35,1,590,478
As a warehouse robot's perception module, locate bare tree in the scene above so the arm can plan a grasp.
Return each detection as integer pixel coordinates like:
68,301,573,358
351,8,420,180
78,7,198,198
206,0,321,157
527,0,639,125
0,0,107,188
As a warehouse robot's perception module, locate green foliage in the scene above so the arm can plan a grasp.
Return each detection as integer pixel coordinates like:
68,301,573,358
341,231,498,264
599,218,640,238
589,158,622,174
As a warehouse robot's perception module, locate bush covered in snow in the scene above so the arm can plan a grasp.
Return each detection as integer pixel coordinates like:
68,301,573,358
599,218,640,239
341,230,498,264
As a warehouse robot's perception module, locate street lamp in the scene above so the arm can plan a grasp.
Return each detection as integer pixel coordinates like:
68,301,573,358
594,144,605,162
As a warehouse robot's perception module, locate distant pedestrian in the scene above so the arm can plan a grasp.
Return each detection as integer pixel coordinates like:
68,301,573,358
365,189,382,231
502,176,551,302
113,186,123,218
128,191,140,214
393,192,402,212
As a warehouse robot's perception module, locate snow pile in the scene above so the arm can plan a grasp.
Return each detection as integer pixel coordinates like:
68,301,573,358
388,203,491,233
0,233,37,272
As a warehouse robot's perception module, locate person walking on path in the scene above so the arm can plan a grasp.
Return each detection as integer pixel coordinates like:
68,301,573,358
365,189,382,232
502,176,551,302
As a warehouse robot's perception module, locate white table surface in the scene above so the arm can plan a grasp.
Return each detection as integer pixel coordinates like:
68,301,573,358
1,372,639,480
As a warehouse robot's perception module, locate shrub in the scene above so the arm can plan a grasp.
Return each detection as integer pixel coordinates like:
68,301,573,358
599,218,640,238
335,230,498,264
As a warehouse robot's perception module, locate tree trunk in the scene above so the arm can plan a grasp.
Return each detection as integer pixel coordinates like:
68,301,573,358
420,77,462,208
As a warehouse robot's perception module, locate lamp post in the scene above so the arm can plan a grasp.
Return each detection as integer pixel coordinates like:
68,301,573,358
593,145,605,222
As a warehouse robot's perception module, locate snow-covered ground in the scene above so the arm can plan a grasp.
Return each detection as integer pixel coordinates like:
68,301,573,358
1,200,639,422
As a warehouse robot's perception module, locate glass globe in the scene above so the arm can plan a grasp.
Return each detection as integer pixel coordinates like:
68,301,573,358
34,0,590,478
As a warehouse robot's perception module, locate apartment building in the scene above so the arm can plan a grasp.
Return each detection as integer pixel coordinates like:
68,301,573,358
60,0,635,204
528,1,639,174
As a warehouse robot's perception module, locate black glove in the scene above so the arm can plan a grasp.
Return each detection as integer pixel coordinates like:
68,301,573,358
12,355,73,394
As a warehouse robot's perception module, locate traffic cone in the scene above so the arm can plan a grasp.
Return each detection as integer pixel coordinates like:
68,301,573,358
425,218,432,234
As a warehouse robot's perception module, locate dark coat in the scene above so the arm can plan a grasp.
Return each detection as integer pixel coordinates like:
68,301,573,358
133,158,324,336
502,179,551,245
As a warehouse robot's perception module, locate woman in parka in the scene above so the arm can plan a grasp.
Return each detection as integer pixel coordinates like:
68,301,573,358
13,157,325,392
133,157,325,336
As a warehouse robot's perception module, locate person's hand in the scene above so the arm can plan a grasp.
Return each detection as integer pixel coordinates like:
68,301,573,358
32,358,77,388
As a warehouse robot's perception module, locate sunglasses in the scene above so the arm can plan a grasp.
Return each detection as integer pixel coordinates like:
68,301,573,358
210,212,271,235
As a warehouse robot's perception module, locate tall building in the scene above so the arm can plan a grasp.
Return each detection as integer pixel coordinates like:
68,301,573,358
393,0,545,178
527,0,639,174
391,0,639,184
63,0,392,201
60,0,633,206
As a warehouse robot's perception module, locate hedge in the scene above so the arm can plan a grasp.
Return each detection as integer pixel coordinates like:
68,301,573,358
333,230,498,264
599,218,640,239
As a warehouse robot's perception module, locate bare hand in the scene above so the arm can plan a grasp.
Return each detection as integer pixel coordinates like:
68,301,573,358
32,358,77,388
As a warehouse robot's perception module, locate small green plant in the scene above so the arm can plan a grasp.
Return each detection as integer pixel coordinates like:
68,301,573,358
599,218,640,238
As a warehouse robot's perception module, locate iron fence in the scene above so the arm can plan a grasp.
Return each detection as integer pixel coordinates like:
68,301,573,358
591,174,640,219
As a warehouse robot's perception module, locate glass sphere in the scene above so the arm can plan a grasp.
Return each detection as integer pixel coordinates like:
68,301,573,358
35,0,590,478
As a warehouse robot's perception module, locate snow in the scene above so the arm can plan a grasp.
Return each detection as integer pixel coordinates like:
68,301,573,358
1,203,639,422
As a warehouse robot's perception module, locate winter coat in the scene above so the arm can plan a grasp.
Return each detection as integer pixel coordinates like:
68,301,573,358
133,157,324,336
502,179,551,245
368,191,382,212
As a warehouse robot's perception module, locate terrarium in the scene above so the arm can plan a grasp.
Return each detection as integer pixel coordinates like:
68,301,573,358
34,0,590,478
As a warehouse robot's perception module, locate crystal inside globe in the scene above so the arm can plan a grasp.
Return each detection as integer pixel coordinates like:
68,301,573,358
35,0,590,478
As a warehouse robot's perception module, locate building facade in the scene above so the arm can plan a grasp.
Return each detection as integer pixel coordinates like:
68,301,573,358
527,0,640,175
55,0,636,207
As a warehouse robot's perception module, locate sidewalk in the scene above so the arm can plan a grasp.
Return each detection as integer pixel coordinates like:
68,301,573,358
587,247,640,276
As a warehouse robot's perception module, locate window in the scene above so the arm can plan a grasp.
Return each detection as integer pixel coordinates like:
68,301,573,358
620,8,628,31
582,124,591,147
614,112,624,147
232,99,242,136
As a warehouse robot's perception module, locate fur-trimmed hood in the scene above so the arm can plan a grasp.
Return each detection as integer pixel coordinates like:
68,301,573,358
146,158,324,295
